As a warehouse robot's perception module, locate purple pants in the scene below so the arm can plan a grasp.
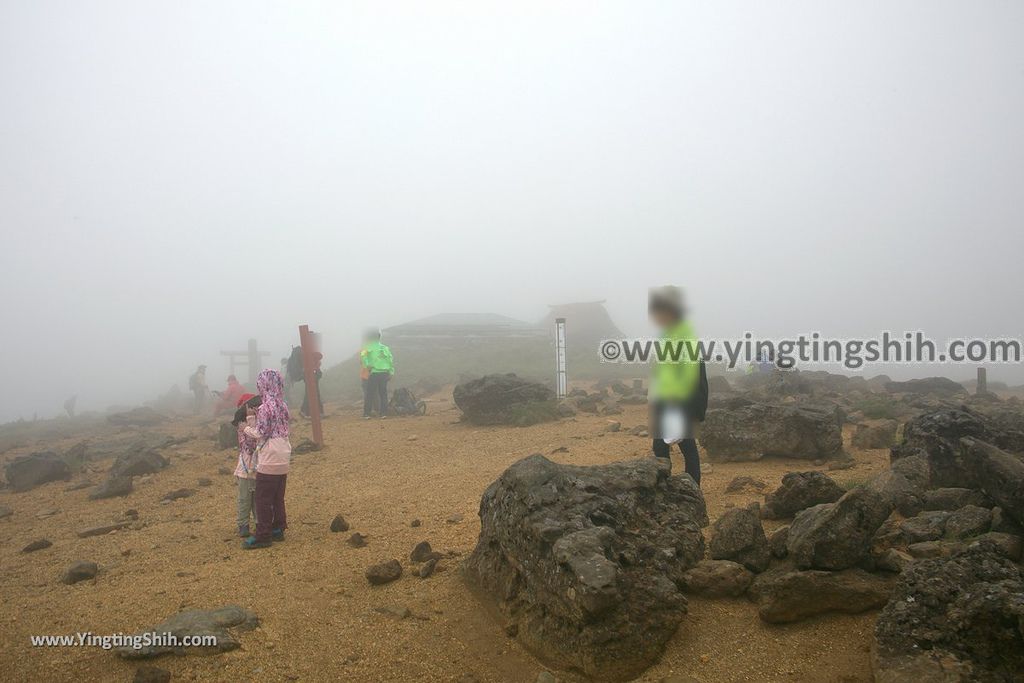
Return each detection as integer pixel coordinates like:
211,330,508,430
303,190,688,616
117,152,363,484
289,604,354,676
254,472,287,542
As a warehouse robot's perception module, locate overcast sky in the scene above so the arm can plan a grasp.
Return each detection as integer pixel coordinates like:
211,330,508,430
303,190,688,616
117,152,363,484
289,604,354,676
1,1,1022,420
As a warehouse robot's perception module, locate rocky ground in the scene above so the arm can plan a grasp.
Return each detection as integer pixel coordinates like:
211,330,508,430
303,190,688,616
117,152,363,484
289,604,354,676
0,390,917,682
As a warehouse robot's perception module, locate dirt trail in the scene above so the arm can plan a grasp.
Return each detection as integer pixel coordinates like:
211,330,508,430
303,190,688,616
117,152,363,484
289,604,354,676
0,396,887,682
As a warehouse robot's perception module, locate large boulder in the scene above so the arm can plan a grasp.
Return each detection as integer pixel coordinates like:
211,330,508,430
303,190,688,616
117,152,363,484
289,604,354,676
762,471,845,519
680,560,753,598
110,449,169,479
4,452,71,492
750,568,894,624
453,374,556,426
700,402,843,462
464,455,707,681
708,504,770,572
891,406,1024,488
873,543,1024,682
786,486,893,570
958,438,1024,527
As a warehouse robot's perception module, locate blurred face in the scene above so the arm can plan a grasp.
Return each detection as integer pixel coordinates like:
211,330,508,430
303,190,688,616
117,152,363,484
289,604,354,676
650,308,676,329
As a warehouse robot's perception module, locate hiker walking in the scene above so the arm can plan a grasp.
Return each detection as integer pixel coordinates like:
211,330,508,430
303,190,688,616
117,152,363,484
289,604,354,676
189,365,209,415
648,286,707,485
361,329,394,419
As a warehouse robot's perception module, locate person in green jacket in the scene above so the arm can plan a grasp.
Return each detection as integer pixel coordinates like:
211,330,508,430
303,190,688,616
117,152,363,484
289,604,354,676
648,285,702,484
361,329,394,419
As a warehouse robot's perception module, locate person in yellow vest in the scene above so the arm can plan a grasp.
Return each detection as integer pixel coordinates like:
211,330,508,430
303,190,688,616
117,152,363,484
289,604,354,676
648,286,702,484
361,329,394,419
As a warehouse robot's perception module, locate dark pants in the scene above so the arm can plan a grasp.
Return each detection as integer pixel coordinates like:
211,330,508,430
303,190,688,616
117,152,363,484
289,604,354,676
650,401,701,485
254,472,287,542
652,438,701,485
364,372,390,417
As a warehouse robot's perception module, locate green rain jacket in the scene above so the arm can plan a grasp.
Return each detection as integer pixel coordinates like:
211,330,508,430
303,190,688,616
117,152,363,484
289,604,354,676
361,340,394,375
650,320,700,401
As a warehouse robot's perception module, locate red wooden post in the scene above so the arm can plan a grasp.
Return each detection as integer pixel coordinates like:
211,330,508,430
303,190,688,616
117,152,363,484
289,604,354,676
298,324,323,446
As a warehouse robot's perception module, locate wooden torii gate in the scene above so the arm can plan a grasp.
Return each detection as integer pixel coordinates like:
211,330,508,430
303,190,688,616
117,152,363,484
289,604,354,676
220,339,270,388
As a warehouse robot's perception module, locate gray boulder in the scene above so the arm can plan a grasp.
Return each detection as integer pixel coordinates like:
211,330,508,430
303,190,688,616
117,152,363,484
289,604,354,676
453,374,556,426
700,402,843,462
851,420,899,449
944,505,991,540
787,486,893,570
464,454,707,681
761,471,844,519
921,487,991,511
750,568,894,623
680,560,753,598
958,438,1024,527
89,476,134,500
709,504,770,572
873,543,1024,682
5,452,71,492
111,449,169,479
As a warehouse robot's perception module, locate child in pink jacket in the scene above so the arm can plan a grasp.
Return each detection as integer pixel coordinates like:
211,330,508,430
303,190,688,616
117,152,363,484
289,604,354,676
242,369,292,550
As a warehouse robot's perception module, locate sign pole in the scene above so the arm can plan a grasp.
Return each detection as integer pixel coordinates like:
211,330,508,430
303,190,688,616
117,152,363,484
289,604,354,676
555,317,567,399
298,324,323,446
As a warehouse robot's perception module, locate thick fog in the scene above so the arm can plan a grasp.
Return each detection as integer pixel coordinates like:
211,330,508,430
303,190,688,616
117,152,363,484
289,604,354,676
1,1,1022,421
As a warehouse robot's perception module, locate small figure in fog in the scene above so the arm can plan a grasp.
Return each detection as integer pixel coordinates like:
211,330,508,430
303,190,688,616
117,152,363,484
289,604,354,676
361,329,394,419
188,365,208,414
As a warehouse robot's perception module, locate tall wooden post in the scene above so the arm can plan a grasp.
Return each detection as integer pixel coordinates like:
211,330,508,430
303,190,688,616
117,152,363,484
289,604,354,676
299,325,323,446
246,339,259,387
977,367,988,395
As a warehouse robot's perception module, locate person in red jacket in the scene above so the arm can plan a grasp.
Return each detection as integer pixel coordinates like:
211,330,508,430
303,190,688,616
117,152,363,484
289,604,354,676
213,375,247,415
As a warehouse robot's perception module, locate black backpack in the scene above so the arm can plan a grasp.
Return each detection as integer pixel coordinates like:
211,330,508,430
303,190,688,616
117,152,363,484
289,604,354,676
286,347,304,382
688,361,710,422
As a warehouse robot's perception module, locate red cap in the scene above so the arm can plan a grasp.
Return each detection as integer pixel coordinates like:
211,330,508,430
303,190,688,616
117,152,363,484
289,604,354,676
237,393,257,407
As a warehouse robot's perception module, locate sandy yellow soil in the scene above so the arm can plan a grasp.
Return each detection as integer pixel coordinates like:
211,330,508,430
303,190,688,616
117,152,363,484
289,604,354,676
0,394,889,682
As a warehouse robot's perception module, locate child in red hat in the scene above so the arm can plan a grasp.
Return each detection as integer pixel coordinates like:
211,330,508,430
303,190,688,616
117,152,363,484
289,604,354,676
231,393,260,537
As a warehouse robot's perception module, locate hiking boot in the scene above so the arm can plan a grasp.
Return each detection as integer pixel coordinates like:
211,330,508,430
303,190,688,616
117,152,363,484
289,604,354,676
242,536,272,550
238,524,250,538
272,528,285,542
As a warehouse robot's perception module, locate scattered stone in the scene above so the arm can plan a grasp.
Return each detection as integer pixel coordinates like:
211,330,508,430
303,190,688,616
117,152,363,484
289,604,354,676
4,452,72,492
218,466,233,476
22,539,53,553
410,519,421,528
761,471,845,519
293,438,321,455
768,526,789,559
446,513,464,524
117,605,259,658
419,558,438,578
700,402,844,462
900,510,950,543
111,449,169,479
906,540,957,559
884,376,968,396
347,533,368,548
958,438,1024,527
680,560,753,597
827,457,856,471
124,509,139,519
604,421,621,433
724,476,767,494
944,505,991,540
330,515,350,533
77,522,131,538
410,541,439,563
787,486,893,570
366,559,403,585
464,455,707,681
65,480,94,491
873,544,1024,682
162,488,196,502
132,665,171,683
709,504,770,572
197,477,212,487
407,435,418,442
851,420,899,449
61,560,98,584
89,475,134,500
0,505,12,519
750,568,894,623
